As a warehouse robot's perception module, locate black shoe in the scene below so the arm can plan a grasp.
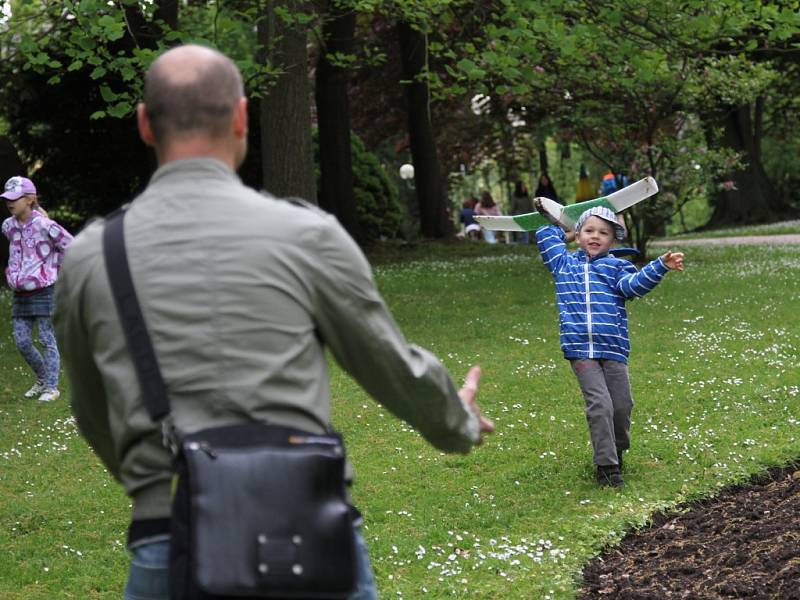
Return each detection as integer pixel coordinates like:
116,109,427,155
596,464,624,488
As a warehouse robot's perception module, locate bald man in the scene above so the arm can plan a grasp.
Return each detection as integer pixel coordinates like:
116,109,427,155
55,44,492,599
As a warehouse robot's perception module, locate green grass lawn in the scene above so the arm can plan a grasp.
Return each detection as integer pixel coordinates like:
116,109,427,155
657,219,800,240
1,241,799,599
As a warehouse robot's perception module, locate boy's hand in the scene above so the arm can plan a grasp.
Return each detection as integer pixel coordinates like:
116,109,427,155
616,214,627,237
661,251,684,271
533,197,562,227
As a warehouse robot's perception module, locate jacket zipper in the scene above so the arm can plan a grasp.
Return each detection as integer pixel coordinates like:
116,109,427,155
584,258,593,358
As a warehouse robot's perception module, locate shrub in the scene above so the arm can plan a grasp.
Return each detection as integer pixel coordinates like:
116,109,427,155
313,130,404,242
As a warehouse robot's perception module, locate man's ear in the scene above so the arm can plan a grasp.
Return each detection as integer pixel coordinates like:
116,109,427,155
137,103,156,147
232,97,248,139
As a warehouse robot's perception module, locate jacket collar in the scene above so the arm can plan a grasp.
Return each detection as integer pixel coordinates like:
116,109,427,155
149,157,239,185
575,249,610,262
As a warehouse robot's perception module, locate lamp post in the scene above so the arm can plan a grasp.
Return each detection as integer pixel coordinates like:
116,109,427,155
399,163,415,182
399,163,418,239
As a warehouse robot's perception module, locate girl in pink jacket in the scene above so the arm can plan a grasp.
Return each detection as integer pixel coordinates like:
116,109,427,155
2,176,73,402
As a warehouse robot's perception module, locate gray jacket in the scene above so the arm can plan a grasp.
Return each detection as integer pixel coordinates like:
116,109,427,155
54,158,479,521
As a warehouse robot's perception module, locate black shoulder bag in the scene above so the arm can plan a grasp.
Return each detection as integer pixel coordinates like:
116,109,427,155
103,209,357,599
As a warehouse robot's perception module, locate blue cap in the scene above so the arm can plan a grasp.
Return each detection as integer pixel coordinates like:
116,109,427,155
575,206,626,240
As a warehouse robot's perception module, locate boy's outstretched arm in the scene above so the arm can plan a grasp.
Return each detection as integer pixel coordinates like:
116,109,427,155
661,251,685,271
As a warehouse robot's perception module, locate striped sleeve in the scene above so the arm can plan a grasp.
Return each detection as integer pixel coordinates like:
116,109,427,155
615,256,670,298
535,225,567,276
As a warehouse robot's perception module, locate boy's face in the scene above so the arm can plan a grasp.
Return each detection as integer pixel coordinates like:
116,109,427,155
576,216,614,257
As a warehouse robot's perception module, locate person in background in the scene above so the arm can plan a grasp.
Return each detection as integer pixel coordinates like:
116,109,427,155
474,191,502,244
510,181,534,244
459,197,481,240
534,173,561,205
2,176,73,402
575,164,595,202
54,44,493,600
600,171,617,196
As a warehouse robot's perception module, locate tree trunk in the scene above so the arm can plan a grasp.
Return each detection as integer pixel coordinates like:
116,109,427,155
258,1,317,202
315,0,360,239
538,140,549,175
397,22,450,238
708,101,795,226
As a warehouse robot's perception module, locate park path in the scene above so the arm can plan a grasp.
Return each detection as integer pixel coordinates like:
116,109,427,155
651,233,800,246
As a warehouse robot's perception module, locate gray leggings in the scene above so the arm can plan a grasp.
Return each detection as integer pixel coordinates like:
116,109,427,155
12,317,60,388
570,358,633,467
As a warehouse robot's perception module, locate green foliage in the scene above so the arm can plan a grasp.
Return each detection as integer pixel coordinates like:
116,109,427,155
763,132,800,210
625,117,742,242
0,1,289,221
350,134,404,241
1,1,283,120
686,55,778,107
312,130,404,242
433,0,800,238
45,206,85,234
0,61,154,221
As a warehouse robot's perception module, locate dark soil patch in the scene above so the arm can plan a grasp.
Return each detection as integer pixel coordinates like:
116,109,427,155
578,464,800,599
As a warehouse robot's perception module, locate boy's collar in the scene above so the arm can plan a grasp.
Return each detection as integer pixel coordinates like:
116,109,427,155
575,248,610,261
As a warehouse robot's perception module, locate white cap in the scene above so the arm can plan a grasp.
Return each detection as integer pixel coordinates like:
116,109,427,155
575,206,625,240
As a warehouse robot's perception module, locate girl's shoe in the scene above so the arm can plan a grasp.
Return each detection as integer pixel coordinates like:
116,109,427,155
24,381,46,398
38,389,60,403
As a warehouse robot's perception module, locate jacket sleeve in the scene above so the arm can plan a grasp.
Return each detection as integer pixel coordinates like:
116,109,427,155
44,218,74,252
535,225,568,276
54,236,121,480
615,256,670,298
309,217,480,454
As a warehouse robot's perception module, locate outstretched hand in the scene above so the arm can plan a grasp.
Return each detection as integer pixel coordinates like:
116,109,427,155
661,251,685,271
533,197,562,227
458,365,495,444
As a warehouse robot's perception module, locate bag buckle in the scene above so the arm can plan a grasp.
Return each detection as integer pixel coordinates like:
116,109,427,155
161,416,179,455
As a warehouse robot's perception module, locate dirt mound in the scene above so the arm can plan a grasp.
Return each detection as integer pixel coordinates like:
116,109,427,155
579,464,800,599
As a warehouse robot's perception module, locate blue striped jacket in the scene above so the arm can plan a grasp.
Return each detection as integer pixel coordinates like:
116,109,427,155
535,225,669,363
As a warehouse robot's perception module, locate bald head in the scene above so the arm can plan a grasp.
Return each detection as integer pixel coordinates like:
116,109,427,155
143,45,245,146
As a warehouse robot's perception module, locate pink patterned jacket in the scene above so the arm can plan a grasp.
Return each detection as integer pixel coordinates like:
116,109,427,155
3,210,74,291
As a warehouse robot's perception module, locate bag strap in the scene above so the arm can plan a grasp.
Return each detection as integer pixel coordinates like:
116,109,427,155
102,208,171,422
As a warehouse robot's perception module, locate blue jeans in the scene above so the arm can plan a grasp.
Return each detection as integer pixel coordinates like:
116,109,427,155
124,526,378,600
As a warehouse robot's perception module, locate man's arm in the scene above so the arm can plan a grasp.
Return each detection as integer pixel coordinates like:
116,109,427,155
310,218,491,453
54,239,121,479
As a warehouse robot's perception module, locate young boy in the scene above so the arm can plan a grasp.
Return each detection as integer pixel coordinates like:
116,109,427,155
534,204,684,487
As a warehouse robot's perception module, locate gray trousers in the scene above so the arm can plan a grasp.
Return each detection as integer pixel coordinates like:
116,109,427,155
570,358,633,467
